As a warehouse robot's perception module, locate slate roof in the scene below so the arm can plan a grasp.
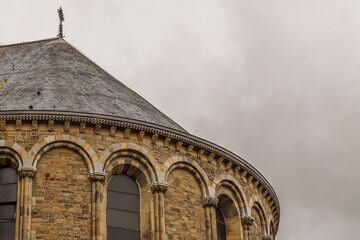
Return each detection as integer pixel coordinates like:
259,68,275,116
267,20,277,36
0,38,186,132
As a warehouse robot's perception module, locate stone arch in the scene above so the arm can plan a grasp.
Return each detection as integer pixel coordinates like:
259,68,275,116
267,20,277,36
217,187,243,240
101,142,160,184
164,155,211,198
212,173,248,216
0,140,25,170
249,197,268,235
105,158,151,188
29,134,97,174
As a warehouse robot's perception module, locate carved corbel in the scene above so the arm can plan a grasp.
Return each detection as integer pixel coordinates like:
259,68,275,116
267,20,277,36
175,141,183,151
32,120,38,131
208,153,215,163
80,122,86,133
94,124,101,135
253,180,259,187
138,131,145,141
234,166,241,175
240,171,247,181
217,157,224,166
247,176,254,185
124,128,131,139
64,121,70,132
0,120,6,131
197,149,204,159
16,120,22,130
187,145,194,155
164,138,171,148
109,126,117,136
225,161,232,171
201,197,218,208
151,133,158,143
151,182,169,194
48,120,54,131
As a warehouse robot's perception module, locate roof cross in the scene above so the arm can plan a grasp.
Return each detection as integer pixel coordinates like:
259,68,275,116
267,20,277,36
57,7,65,38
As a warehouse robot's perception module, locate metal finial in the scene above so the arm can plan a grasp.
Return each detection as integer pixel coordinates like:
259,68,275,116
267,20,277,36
57,7,65,38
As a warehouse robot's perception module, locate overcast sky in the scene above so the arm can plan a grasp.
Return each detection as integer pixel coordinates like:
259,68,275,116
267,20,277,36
2,1,360,239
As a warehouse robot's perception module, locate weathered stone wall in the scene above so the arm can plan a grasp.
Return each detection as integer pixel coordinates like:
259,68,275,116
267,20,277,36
165,168,206,240
31,148,91,239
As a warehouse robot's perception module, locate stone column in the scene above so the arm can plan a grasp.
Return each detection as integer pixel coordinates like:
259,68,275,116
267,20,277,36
89,174,106,240
202,196,218,240
262,234,273,240
241,216,255,240
18,170,36,240
151,182,168,240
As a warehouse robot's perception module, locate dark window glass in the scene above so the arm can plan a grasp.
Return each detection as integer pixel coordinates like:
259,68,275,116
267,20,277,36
107,175,140,240
0,167,17,240
216,207,226,240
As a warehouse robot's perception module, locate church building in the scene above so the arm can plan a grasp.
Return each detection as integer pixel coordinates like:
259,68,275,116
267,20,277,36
0,20,279,240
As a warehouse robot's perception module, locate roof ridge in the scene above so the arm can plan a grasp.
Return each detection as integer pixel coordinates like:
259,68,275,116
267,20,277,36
0,37,59,48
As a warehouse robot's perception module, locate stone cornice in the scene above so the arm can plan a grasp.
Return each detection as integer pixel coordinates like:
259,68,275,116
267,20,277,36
0,110,280,232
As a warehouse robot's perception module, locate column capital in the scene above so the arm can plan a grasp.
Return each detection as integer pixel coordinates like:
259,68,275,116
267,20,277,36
201,197,218,208
262,234,273,240
241,216,255,226
89,174,106,182
151,182,169,194
18,170,37,178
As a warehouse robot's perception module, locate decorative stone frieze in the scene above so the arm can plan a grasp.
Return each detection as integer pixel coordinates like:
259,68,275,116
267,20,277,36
48,120,54,131
138,131,145,141
80,122,86,133
201,197,218,208
16,120,22,130
64,121,70,132
151,182,169,194
94,124,101,135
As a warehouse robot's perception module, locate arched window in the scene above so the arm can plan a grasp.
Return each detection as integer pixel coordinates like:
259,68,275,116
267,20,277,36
0,167,17,239
216,207,226,240
107,174,140,240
